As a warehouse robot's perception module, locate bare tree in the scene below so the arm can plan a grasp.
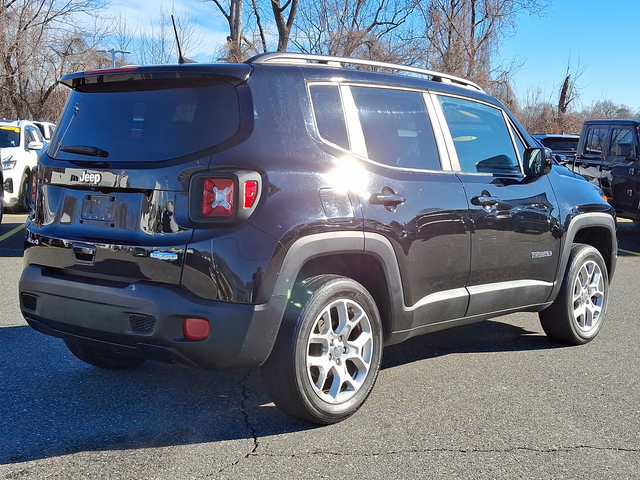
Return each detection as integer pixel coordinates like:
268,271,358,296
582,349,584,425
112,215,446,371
107,12,136,66
128,6,203,65
554,53,586,131
587,100,635,120
269,0,298,52
0,0,110,121
417,0,547,88
290,0,419,63
202,0,246,61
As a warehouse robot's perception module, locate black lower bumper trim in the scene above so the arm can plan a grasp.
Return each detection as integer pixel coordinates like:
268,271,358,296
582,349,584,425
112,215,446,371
25,316,200,368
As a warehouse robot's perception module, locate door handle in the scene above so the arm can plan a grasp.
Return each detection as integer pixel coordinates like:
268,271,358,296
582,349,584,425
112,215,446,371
370,192,406,206
369,187,405,211
470,192,500,207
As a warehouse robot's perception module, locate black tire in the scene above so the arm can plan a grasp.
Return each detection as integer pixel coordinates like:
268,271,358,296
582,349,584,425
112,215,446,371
539,244,609,345
20,172,31,212
0,193,3,225
64,340,146,370
261,275,383,424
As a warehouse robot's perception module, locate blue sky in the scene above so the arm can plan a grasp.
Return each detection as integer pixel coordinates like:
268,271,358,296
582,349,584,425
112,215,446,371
501,0,640,111
109,0,639,111
109,0,228,60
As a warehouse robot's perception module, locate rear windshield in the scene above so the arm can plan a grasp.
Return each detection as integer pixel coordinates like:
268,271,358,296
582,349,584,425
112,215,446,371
540,137,578,151
49,80,241,162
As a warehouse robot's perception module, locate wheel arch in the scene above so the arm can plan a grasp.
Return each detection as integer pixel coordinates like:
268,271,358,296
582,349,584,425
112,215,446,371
271,231,406,341
549,212,617,302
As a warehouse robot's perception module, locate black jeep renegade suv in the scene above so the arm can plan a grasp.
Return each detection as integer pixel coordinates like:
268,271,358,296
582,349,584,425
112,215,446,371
19,53,617,424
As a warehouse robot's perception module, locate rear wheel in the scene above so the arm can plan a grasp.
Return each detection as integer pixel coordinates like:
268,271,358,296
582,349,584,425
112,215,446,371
539,244,609,345
20,172,31,212
262,275,383,424
64,340,146,370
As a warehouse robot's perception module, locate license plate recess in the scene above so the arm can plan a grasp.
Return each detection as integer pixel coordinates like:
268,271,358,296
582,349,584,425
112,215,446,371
82,195,116,221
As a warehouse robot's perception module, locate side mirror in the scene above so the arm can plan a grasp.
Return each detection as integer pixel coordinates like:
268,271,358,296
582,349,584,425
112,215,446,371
553,153,568,165
28,141,44,151
523,147,552,177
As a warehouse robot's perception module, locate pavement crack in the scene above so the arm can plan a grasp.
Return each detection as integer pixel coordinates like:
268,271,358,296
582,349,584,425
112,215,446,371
238,370,260,456
247,444,640,458
217,370,259,476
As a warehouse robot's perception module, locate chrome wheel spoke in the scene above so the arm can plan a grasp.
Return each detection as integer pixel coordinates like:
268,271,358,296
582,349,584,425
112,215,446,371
306,297,374,404
328,363,356,400
572,260,604,333
307,354,332,391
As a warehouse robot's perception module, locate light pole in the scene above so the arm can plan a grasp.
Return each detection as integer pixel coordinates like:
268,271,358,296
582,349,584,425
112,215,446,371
96,48,131,68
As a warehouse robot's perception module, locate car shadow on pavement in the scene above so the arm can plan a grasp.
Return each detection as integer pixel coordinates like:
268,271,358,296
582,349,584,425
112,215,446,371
0,318,563,464
0,325,309,465
381,317,563,370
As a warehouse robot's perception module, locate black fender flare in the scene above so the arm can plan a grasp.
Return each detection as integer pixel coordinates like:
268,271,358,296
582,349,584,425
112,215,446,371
269,230,406,330
548,212,617,302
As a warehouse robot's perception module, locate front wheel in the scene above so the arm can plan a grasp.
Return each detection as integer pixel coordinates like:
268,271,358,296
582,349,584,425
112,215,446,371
539,244,609,345
64,340,146,370
262,275,383,424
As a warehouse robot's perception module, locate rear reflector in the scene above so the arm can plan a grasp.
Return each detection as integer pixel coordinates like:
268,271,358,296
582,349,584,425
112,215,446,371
183,318,210,340
244,180,258,208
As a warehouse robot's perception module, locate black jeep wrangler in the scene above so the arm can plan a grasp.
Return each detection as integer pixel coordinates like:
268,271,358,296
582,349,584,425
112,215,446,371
573,119,640,224
19,53,617,424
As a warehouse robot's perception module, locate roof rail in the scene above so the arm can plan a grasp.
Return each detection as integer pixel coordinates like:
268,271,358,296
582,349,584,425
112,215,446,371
247,52,484,92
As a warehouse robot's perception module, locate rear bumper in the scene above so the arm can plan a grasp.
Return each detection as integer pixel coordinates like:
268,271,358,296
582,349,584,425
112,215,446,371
19,265,288,370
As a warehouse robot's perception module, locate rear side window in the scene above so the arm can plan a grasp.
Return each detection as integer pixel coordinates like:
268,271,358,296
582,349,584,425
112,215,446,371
582,127,607,156
437,95,519,174
309,84,349,150
609,127,636,158
351,87,440,170
50,81,241,162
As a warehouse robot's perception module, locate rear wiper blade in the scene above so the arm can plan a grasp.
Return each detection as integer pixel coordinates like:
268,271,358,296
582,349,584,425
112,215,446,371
60,145,109,158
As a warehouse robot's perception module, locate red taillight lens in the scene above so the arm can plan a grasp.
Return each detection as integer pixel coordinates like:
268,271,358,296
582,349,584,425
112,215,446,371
190,171,260,223
202,178,234,217
244,180,258,208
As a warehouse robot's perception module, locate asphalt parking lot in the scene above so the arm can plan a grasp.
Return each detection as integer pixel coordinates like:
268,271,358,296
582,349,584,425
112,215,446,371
0,214,26,257
1,214,639,479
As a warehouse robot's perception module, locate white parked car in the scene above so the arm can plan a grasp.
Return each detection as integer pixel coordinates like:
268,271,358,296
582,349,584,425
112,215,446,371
1,120,45,213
